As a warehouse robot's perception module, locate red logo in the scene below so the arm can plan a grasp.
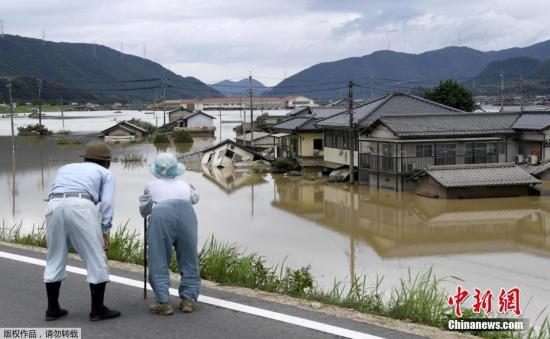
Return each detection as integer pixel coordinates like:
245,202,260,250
448,286,521,317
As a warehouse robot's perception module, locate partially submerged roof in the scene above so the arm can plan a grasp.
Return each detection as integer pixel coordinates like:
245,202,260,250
199,139,269,161
371,112,520,138
410,163,540,188
235,131,272,141
316,92,463,129
100,121,148,135
512,112,550,131
168,106,194,116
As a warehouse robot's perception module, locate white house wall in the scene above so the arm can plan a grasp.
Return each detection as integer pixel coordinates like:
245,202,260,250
187,115,214,128
369,125,398,139
324,147,358,167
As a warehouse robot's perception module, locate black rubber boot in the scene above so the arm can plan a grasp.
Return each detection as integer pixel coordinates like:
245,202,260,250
45,282,68,321
89,282,121,321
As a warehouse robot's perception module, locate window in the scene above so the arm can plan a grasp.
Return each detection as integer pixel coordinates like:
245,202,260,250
415,144,432,157
313,139,323,150
435,143,456,165
226,149,234,159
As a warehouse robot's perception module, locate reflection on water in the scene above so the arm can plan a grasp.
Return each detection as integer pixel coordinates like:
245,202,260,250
272,177,550,258
198,165,267,193
1,135,549,321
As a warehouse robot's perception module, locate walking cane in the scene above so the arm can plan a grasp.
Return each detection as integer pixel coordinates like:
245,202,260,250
143,216,148,299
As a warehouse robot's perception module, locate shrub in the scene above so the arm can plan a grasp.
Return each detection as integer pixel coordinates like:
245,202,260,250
17,124,52,136
126,118,156,134
56,137,70,145
153,133,169,144
273,157,297,171
173,129,193,143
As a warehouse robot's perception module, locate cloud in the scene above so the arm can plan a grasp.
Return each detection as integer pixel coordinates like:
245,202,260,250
1,0,549,85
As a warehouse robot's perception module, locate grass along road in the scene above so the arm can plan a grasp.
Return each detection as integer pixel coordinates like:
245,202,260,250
1,222,548,339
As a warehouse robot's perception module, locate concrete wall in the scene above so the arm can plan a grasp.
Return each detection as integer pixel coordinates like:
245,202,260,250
324,147,358,167
187,114,214,128
300,133,324,157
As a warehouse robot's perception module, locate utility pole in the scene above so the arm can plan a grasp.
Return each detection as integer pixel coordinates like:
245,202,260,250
499,72,504,112
249,73,254,148
219,109,222,142
519,74,525,112
60,96,65,130
348,81,354,184
7,79,15,153
161,77,167,125
36,78,43,125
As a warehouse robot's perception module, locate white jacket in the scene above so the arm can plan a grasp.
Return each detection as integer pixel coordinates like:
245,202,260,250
139,178,199,217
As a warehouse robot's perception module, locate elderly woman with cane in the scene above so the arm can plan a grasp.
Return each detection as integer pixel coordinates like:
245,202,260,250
139,153,200,315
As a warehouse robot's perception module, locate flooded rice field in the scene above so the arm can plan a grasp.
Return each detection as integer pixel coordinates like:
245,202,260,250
1,110,549,322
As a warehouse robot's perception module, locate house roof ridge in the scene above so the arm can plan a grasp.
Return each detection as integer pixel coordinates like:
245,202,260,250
395,92,465,113
427,162,516,171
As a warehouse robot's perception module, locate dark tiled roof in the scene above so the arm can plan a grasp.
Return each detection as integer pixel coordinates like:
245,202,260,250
420,163,540,188
272,110,341,132
512,113,550,130
377,112,520,137
287,107,310,116
317,93,463,128
271,117,312,131
289,107,346,119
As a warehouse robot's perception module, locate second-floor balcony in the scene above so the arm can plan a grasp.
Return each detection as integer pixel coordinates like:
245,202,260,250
359,154,501,174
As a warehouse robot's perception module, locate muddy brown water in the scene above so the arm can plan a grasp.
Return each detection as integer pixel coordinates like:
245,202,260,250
1,136,549,324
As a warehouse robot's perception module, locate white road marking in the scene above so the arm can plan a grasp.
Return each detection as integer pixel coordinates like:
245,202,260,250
0,250,385,339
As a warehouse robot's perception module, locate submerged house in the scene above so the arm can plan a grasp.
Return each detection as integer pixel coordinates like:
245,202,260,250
409,163,540,198
358,110,550,192
200,139,268,168
100,121,149,140
270,107,345,167
235,131,275,150
168,106,195,123
511,113,550,162
358,111,521,190
164,111,216,136
316,92,463,170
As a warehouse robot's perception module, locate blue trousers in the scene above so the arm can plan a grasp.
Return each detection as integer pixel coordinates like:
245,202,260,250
147,199,200,303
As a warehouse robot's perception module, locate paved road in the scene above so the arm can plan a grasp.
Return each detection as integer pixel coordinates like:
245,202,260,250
0,245,423,339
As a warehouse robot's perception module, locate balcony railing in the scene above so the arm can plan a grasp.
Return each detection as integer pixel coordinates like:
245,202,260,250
359,154,500,174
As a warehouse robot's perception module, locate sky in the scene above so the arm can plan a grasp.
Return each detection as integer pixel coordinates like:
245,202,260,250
1,0,549,86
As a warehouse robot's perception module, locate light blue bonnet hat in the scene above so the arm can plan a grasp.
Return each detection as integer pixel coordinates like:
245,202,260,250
149,153,186,178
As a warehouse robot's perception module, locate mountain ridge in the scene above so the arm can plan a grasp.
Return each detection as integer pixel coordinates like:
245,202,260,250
0,34,222,103
266,40,550,99
212,78,267,97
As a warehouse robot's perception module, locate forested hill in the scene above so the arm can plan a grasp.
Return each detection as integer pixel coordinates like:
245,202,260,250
265,39,550,100
470,56,550,95
0,34,222,103
212,78,268,97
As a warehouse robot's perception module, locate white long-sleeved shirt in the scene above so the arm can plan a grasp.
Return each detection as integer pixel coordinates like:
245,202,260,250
49,162,115,234
139,178,199,217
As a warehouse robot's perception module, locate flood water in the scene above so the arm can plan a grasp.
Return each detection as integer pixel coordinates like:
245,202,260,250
1,110,549,324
